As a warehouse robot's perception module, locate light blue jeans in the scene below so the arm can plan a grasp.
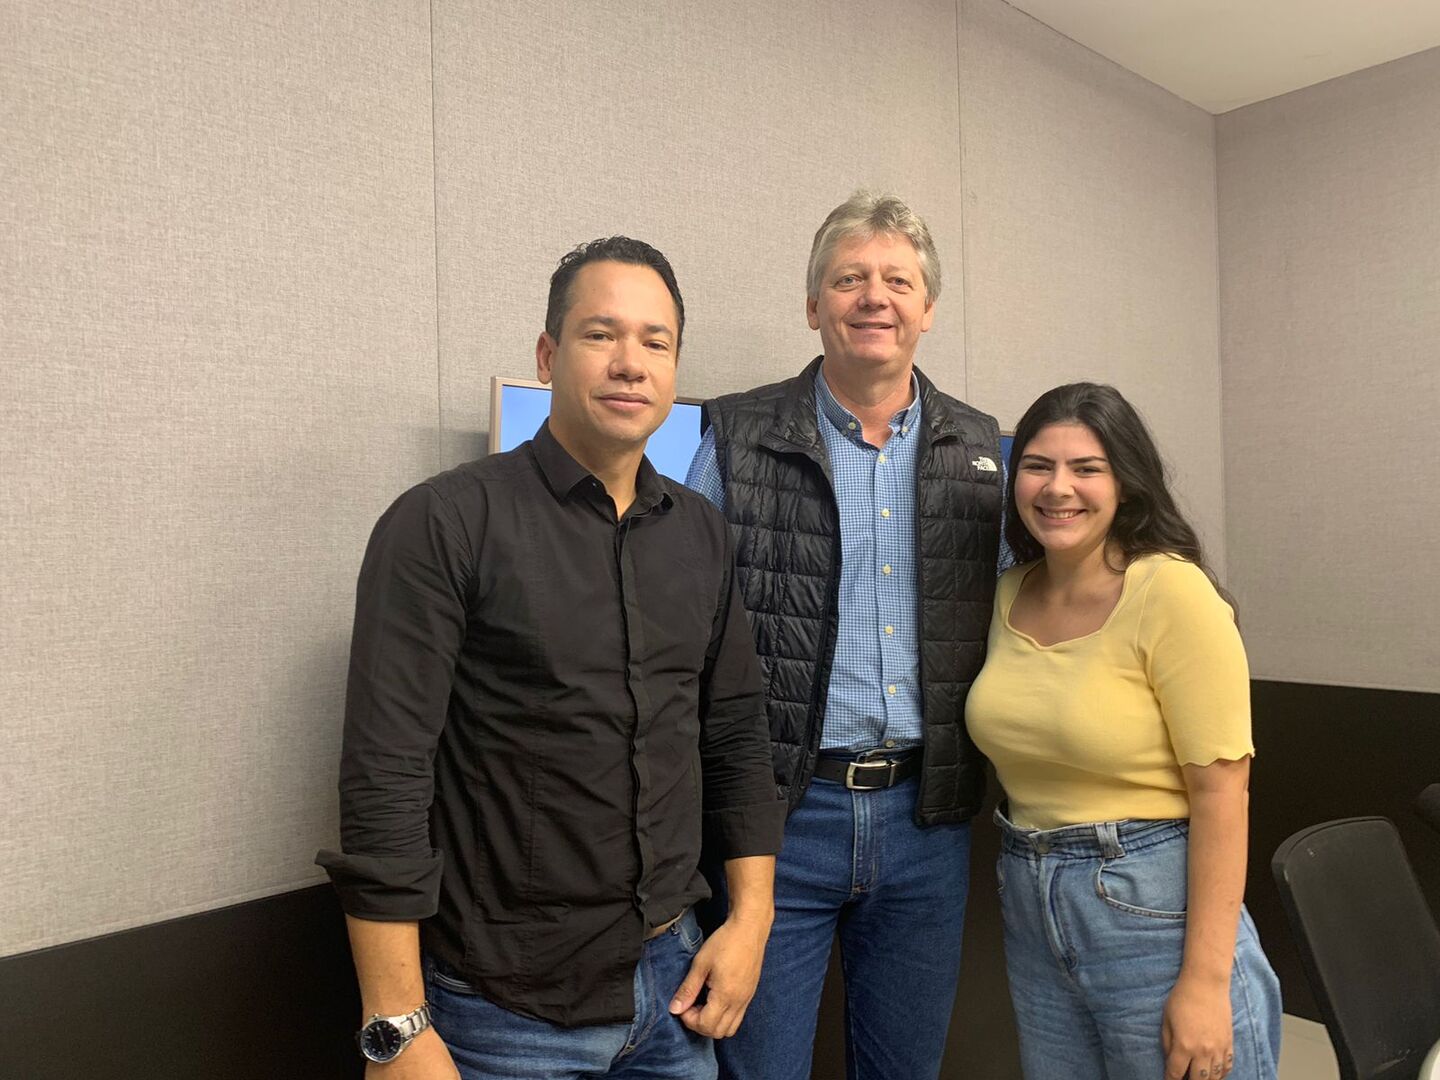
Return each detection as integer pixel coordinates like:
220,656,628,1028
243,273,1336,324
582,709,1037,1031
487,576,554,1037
423,908,716,1080
714,773,972,1080
995,808,1281,1080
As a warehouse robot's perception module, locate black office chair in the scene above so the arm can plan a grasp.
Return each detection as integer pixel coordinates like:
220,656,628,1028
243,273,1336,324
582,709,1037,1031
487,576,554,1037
1272,817,1440,1080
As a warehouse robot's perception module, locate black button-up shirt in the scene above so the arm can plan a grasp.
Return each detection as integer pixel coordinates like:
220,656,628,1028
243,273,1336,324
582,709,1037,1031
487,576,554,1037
317,422,785,1026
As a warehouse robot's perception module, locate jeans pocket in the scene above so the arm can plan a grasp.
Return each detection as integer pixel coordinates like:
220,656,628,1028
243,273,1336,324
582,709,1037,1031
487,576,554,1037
425,955,484,996
995,854,1007,896
676,910,704,954
1095,841,1188,920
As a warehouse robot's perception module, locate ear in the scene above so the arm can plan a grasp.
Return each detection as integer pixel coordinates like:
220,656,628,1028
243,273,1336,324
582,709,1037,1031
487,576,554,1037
806,295,820,331
535,331,556,384
920,296,937,333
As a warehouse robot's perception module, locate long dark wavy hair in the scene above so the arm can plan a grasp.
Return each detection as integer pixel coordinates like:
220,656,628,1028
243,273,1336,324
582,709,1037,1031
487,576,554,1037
1005,383,1234,610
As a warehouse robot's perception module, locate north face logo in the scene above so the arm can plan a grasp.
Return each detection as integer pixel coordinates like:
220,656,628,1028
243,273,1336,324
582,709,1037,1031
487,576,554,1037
971,457,997,472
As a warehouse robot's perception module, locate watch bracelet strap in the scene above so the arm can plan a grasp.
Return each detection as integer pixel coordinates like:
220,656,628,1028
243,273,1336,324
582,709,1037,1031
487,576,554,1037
394,1002,432,1041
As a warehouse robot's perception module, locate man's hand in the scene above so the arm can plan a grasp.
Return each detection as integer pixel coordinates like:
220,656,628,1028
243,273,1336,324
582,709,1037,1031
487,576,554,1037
364,1027,460,1080
667,914,771,1039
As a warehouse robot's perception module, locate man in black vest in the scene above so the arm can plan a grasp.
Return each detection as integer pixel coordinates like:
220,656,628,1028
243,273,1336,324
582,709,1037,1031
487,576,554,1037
685,193,1002,1079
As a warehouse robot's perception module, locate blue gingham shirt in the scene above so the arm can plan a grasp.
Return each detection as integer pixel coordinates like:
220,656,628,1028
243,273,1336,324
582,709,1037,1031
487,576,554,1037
685,370,924,752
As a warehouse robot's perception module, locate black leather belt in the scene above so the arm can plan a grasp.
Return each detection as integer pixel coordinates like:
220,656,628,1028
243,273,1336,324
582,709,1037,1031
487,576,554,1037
813,751,920,791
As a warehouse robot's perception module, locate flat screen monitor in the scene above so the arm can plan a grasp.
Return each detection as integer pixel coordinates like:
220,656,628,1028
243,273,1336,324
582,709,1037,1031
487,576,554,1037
489,377,706,485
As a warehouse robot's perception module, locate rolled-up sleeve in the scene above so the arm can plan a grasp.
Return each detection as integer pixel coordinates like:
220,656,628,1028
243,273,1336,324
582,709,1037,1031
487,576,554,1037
697,529,786,859
316,482,474,919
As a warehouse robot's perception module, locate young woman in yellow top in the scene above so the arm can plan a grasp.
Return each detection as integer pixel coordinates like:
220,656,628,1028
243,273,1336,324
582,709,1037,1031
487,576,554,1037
966,383,1281,1080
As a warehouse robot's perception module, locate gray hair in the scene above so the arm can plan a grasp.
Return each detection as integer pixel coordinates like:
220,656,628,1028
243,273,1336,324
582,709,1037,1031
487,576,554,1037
805,191,941,304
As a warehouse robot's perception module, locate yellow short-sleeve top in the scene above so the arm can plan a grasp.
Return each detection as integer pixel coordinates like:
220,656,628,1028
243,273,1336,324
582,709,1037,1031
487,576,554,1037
965,553,1253,830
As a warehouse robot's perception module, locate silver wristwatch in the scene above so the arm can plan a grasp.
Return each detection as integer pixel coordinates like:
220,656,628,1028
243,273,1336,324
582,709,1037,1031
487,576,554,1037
357,1002,432,1063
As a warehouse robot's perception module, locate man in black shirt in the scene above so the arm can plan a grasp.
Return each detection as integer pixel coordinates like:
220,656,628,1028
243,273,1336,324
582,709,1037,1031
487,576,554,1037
318,237,785,1080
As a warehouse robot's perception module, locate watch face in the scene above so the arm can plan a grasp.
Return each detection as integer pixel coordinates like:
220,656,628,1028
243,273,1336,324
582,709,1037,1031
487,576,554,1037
359,1019,405,1062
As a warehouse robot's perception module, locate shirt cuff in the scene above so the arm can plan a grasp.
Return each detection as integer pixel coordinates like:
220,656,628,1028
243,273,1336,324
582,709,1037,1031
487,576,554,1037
315,848,444,921
703,798,787,860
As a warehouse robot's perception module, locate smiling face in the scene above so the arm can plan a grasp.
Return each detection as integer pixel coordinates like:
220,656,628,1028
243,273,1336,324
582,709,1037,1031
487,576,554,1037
535,260,678,467
1014,422,1121,563
806,231,934,378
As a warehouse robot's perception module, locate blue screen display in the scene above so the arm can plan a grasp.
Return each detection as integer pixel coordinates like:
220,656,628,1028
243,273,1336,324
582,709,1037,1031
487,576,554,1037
496,383,705,485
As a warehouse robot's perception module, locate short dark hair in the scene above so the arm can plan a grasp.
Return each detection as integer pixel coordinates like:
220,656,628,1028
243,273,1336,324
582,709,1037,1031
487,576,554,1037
544,236,685,352
1005,382,1235,612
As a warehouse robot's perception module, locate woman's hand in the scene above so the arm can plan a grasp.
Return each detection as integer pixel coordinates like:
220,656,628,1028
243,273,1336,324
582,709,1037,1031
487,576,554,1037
1162,971,1234,1078
1168,756,1251,1080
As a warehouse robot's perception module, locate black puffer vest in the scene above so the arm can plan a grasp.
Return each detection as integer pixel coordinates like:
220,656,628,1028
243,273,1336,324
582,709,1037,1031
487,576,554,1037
704,357,1001,825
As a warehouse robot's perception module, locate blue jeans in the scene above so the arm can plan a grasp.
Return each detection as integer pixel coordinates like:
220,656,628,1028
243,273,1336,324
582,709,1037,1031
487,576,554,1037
995,808,1282,1080
423,909,716,1080
715,773,972,1080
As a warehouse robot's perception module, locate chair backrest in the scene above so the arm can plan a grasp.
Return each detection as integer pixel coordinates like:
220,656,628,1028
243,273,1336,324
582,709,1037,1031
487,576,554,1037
1272,817,1440,1080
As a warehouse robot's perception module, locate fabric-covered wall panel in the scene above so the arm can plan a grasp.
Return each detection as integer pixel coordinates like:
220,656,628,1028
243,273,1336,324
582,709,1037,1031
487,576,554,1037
1217,46,1440,692
0,1,438,954
430,0,967,466
958,0,1225,572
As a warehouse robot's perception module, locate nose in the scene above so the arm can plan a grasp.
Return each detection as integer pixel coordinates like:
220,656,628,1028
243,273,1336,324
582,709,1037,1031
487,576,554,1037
609,338,648,380
1043,469,1074,496
858,273,888,308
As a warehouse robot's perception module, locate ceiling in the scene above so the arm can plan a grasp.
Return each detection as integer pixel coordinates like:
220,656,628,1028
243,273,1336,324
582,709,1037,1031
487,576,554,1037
1004,0,1440,113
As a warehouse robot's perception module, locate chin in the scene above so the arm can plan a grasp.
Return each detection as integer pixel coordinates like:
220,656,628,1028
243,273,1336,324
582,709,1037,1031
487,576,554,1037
614,421,661,444
844,350,900,367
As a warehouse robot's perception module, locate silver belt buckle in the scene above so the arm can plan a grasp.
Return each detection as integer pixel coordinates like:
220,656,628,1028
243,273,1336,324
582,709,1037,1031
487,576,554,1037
844,758,896,790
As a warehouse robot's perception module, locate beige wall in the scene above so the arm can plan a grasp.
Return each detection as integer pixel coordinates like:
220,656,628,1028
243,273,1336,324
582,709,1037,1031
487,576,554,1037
431,0,967,466
1,1,440,955
959,0,1226,570
3,0,1225,955
1217,46,1440,693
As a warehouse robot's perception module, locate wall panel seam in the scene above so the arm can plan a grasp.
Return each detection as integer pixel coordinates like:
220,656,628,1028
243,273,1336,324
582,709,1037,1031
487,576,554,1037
1212,115,1230,583
1209,115,1232,584
954,0,971,404
430,0,444,467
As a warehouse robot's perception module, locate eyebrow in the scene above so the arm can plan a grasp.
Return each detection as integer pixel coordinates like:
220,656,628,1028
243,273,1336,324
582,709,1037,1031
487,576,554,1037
832,263,915,277
575,314,674,339
1019,453,1109,465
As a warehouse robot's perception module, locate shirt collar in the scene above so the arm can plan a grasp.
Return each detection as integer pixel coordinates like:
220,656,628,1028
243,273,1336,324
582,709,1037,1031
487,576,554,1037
813,368,922,443
531,420,672,514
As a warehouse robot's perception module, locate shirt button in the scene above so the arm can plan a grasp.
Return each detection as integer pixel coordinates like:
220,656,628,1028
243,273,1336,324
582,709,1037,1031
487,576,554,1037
884,625,894,635
877,453,887,464
880,508,890,519
884,739,896,749
901,425,909,434
847,421,857,431
882,564,892,575
887,685,897,696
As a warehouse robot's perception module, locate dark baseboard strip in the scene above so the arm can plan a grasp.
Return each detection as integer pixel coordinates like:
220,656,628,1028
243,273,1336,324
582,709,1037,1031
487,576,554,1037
0,884,362,1080
1245,680,1440,1021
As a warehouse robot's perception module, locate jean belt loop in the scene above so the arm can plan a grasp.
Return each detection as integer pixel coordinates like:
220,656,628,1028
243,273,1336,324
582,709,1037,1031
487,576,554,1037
1097,821,1124,858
